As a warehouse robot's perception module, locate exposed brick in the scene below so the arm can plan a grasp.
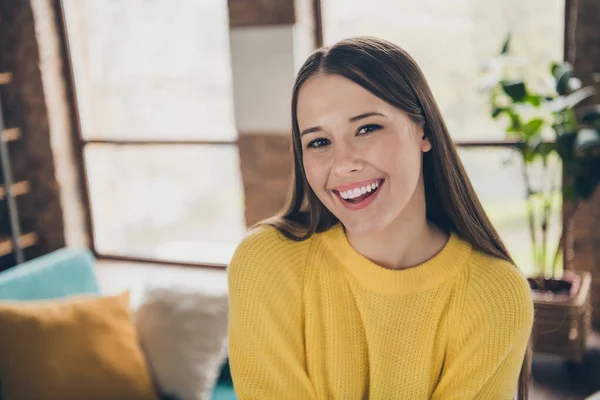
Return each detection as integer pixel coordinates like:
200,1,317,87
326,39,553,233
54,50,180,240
568,0,600,327
228,0,295,27
238,133,293,227
0,0,66,259
572,189,600,327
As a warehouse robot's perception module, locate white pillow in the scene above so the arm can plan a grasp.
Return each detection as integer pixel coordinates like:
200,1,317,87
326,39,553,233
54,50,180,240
134,285,229,400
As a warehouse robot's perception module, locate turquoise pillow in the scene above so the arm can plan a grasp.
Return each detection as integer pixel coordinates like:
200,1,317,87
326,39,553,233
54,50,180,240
0,248,99,300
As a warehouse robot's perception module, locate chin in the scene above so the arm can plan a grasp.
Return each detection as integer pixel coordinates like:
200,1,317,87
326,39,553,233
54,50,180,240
335,213,392,235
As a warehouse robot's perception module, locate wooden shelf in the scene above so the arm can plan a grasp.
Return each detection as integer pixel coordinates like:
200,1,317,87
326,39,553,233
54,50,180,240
0,72,13,85
1,128,21,143
0,181,30,200
0,233,38,257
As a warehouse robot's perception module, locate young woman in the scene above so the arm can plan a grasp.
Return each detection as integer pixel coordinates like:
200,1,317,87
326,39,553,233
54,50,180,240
227,36,534,400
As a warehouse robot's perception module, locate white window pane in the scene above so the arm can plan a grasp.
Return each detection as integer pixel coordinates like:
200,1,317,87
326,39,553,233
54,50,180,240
458,147,562,277
323,0,564,141
63,0,236,141
85,145,246,264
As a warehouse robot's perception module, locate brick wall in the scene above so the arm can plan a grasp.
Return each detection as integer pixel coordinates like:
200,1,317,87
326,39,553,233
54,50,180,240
0,0,66,258
228,0,296,27
567,0,600,327
238,133,293,227
0,0,88,263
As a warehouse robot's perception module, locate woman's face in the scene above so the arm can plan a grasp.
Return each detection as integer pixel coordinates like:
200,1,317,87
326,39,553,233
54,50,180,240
297,74,431,234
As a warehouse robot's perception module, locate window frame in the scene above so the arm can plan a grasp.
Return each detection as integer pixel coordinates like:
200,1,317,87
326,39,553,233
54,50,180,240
55,0,569,269
56,0,242,269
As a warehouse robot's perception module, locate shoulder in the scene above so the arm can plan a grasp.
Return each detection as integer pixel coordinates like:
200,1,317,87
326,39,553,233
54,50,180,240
227,224,314,287
230,224,312,265
465,250,532,302
459,249,534,333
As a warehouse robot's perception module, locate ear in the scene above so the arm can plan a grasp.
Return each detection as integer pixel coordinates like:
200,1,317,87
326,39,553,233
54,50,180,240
418,126,431,153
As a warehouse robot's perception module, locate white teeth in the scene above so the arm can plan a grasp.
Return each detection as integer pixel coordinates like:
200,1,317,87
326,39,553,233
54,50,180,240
337,180,382,200
343,189,358,199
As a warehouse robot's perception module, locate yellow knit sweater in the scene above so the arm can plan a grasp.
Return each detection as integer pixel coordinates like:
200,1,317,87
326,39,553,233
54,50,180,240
227,223,534,399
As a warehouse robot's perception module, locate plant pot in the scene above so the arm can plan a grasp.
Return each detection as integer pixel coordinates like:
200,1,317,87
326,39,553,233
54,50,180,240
527,270,592,363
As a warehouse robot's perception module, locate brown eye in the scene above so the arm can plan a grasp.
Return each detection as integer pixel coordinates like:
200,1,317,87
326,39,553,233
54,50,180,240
307,138,330,148
357,124,382,136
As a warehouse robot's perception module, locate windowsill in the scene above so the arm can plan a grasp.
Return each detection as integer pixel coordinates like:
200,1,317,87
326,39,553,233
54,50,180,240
95,258,228,309
95,239,239,268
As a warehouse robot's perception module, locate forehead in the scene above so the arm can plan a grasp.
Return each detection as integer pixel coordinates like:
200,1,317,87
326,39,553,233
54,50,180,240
296,74,395,126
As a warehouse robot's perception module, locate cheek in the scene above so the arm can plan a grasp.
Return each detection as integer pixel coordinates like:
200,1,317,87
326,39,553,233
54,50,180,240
368,135,422,183
302,153,326,191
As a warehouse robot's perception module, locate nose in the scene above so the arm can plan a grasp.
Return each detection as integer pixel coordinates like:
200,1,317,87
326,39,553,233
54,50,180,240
332,141,364,177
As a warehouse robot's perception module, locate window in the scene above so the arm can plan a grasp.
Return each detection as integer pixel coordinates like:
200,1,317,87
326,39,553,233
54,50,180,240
61,0,245,266
322,0,566,275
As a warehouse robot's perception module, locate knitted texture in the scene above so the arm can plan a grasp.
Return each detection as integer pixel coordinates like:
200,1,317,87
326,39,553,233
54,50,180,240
227,224,534,399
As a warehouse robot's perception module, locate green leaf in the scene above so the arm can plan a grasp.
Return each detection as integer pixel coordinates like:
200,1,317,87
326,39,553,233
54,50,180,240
568,77,582,91
528,134,545,158
492,106,505,118
536,142,555,158
565,86,595,108
581,105,600,126
554,63,574,95
501,34,511,55
502,80,527,102
520,136,544,163
575,173,598,199
545,86,594,113
522,118,545,139
562,181,576,201
523,147,536,163
565,133,600,200
591,158,600,180
552,62,572,79
555,131,577,161
525,95,543,106
580,159,600,184
575,129,600,156
505,108,522,132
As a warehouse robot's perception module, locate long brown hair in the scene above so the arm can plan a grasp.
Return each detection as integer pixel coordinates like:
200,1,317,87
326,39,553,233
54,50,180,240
263,36,532,399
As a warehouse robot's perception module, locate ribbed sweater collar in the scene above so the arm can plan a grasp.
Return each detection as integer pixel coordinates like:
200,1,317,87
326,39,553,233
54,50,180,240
318,223,473,295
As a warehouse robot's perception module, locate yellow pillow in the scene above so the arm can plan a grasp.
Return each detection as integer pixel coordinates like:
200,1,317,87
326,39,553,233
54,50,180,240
0,292,158,400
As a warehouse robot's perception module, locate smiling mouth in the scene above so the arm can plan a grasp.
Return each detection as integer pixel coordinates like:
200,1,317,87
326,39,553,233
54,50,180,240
333,178,384,204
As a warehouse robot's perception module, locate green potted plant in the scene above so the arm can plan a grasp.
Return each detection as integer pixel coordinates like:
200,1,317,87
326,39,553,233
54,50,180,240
480,35,600,363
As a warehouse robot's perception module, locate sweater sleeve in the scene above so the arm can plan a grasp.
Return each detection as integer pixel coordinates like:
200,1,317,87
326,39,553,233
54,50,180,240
431,256,534,400
227,227,317,400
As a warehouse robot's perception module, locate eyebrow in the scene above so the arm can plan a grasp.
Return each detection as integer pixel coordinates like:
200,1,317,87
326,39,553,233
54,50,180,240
299,112,386,137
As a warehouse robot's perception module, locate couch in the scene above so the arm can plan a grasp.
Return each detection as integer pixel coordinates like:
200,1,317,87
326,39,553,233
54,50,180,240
0,247,236,400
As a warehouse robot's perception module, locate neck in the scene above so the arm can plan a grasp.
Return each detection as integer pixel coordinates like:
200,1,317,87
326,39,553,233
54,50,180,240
345,180,448,270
